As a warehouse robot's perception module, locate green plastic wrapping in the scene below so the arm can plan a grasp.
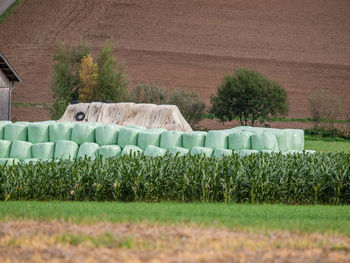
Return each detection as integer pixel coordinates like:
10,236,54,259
242,127,266,133
22,158,39,164
144,145,167,157
168,146,189,157
0,121,11,139
9,140,32,160
286,129,304,151
95,124,120,146
205,130,228,149
182,131,207,149
160,131,183,150
190,146,213,157
0,158,19,166
228,131,252,150
49,122,74,142
264,129,292,151
31,142,55,159
0,140,11,158
118,127,139,148
98,145,121,159
250,133,278,151
77,142,100,159
137,130,163,150
237,149,259,156
54,140,79,160
28,123,49,143
71,123,97,145
305,150,316,154
4,123,28,142
213,148,233,157
126,125,146,130
260,150,280,154
121,145,143,156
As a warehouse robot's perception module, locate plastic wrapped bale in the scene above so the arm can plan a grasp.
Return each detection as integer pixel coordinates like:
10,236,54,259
0,140,11,158
205,130,228,149
148,128,167,132
54,140,79,160
4,123,28,142
32,142,55,159
213,148,233,157
190,146,213,157
98,145,121,159
168,146,189,157
71,123,96,145
137,130,163,150
0,121,11,139
0,158,19,166
77,142,100,159
251,133,278,151
22,158,39,164
286,129,304,151
144,145,167,157
126,125,146,130
228,131,252,150
182,131,207,149
260,150,280,154
95,124,120,146
121,145,143,156
118,127,139,148
9,141,32,160
265,129,293,151
28,123,49,143
49,122,74,142
160,130,183,150
242,126,266,134
237,149,259,156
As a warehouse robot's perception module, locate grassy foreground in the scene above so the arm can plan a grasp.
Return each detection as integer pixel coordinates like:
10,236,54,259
1,201,350,236
305,139,350,153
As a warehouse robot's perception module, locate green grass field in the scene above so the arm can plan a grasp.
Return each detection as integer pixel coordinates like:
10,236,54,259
305,139,350,152
1,202,349,236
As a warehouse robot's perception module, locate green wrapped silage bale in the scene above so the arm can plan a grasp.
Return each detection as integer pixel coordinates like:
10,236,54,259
126,125,146,130
98,145,121,159
118,127,139,148
22,158,39,164
237,149,259,156
190,146,213,157
95,124,120,146
71,123,96,145
0,121,11,139
32,142,55,159
9,140,32,160
0,158,19,166
213,148,233,157
228,131,252,150
28,123,49,143
160,130,183,150
285,129,304,151
54,140,79,160
0,140,11,158
265,129,293,151
260,150,280,154
4,123,28,142
251,133,278,151
77,142,100,159
13,121,29,126
182,131,207,149
168,146,189,157
121,145,143,156
137,130,163,150
49,122,74,142
205,130,228,149
144,145,167,157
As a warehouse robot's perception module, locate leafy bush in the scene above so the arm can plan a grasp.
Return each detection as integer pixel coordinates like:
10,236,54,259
132,84,169,105
210,69,289,126
79,54,98,102
0,153,349,204
305,128,350,140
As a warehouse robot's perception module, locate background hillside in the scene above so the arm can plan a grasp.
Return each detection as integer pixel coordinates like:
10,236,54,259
0,0,349,121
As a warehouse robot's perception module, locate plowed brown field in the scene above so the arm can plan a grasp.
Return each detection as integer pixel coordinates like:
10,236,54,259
0,0,349,121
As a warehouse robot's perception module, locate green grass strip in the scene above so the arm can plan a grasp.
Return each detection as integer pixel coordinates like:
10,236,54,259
0,0,22,24
1,201,350,236
305,139,350,152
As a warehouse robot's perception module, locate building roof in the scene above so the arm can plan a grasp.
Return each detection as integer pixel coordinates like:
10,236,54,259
0,52,21,82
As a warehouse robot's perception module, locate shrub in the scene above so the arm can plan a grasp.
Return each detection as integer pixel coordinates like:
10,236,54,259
210,69,289,126
132,84,169,105
79,54,98,102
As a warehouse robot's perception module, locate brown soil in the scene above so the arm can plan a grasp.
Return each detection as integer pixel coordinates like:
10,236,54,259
0,0,349,122
0,221,349,263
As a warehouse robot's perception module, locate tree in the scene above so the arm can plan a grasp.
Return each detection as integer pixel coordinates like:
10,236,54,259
210,69,288,126
97,41,128,102
132,84,169,104
308,89,342,128
79,54,98,102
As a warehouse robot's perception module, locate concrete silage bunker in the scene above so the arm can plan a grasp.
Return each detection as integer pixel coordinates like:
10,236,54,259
59,102,193,132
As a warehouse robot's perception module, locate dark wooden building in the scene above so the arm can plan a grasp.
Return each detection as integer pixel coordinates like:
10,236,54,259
0,52,21,120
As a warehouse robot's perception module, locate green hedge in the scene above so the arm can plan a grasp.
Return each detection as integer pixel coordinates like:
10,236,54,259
0,153,349,204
